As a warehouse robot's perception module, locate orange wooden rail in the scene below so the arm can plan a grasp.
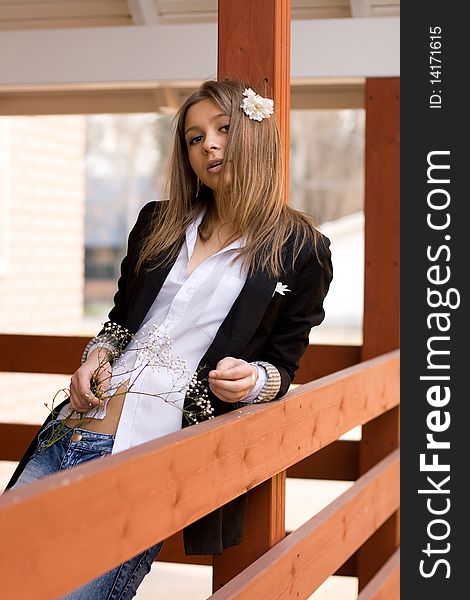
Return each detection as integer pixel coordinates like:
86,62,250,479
357,549,400,600
209,450,399,599
0,333,361,381
0,424,360,482
0,423,39,461
0,351,399,598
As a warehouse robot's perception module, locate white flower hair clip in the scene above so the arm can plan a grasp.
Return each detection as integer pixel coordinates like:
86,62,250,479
240,88,274,121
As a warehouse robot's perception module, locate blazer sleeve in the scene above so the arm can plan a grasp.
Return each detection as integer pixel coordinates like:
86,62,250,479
259,235,333,397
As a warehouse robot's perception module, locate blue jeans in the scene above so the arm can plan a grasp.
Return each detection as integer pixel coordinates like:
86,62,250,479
11,420,164,599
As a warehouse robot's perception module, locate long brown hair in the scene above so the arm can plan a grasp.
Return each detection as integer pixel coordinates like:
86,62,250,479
137,79,325,277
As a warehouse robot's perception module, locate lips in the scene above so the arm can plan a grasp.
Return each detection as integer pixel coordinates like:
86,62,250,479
207,159,223,173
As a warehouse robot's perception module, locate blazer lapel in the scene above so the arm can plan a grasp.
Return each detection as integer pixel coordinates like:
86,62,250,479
201,241,296,368
126,240,184,333
199,268,277,370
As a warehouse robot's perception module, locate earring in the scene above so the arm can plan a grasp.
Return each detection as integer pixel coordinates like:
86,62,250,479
196,177,201,198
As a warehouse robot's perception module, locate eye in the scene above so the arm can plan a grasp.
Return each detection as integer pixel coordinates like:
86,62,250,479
189,134,203,145
220,124,230,133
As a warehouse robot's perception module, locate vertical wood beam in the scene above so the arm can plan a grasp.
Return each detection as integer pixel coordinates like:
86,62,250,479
218,0,291,197
214,0,291,589
362,78,400,360
358,77,400,589
212,473,286,590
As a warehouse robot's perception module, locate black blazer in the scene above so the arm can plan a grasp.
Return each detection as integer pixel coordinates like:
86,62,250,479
6,201,333,555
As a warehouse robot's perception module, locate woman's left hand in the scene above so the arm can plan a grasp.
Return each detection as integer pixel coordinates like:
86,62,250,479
208,357,258,403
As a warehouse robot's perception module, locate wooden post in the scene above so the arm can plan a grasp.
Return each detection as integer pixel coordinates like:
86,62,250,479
358,77,400,589
214,0,291,589
217,0,290,197
212,473,286,590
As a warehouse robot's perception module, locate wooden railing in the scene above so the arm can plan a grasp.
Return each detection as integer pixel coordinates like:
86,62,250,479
0,349,399,599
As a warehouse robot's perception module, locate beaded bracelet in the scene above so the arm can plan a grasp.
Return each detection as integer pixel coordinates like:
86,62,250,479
80,334,117,364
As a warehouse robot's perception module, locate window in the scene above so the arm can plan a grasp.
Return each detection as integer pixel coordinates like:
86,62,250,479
290,109,365,345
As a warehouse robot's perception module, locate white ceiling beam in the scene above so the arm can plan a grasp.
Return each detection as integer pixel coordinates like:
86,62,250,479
292,17,399,78
0,17,399,88
0,23,217,85
349,0,372,18
127,0,160,25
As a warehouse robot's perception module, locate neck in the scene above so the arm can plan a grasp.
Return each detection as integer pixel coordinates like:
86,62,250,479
198,214,235,247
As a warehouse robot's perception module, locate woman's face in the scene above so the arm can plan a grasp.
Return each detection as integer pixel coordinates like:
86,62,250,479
184,98,230,194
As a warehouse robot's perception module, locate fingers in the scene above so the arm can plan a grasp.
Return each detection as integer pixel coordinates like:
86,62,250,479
69,378,100,412
208,380,253,403
208,358,257,403
213,356,238,371
209,358,254,381
95,365,112,395
209,374,253,392
69,364,109,413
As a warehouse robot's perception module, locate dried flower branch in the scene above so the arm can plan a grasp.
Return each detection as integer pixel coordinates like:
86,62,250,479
42,322,214,449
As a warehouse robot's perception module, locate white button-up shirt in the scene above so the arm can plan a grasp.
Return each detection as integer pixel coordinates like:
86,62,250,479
64,212,266,454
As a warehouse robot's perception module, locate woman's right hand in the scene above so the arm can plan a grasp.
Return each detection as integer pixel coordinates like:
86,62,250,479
69,348,112,413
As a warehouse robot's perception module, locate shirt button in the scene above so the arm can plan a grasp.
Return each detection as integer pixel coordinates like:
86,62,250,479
71,432,82,442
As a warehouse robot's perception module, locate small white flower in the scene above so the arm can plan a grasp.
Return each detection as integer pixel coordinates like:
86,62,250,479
240,88,274,121
273,282,291,296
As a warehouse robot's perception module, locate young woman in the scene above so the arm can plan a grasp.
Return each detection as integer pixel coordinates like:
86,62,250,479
6,79,333,598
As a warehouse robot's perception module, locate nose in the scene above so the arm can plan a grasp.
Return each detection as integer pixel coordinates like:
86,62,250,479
202,132,219,152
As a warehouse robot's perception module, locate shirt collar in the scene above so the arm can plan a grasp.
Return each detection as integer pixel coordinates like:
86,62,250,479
185,212,244,258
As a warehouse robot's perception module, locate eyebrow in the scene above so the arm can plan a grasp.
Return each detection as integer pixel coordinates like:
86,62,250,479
185,113,228,136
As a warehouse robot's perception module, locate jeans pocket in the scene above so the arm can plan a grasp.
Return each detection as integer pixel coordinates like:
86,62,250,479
34,419,67,453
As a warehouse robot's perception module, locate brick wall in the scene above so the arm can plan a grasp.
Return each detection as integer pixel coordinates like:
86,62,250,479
0,115,86,420
0,115,85,334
